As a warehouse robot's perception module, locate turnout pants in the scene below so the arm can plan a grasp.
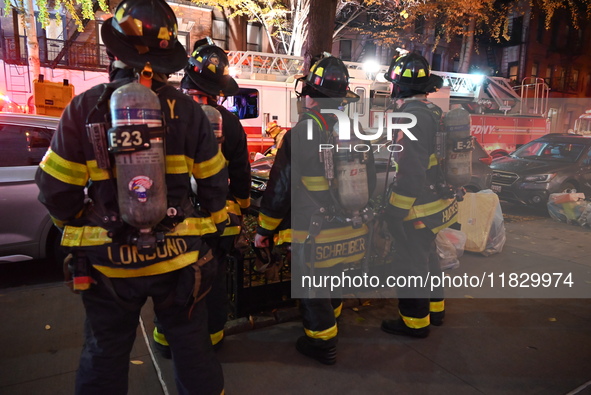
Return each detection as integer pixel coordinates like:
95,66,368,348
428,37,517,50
390,223,443,327
75,265,223,395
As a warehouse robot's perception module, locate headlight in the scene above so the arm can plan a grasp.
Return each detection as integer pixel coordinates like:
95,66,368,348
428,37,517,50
523,174,555,183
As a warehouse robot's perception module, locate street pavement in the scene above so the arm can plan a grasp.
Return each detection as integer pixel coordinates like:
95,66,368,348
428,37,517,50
1,214,591,395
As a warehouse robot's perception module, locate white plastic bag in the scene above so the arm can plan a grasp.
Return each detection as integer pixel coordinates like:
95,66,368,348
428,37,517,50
436,228,467,270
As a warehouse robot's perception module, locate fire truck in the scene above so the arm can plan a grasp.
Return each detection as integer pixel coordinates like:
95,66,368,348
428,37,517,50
200,51,551,159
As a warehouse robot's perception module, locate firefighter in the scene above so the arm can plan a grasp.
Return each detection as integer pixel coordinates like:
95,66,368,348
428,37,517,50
153,38,250,355
35,1,228,394
265,120,287,156
381,52,458,338
255,54,375,365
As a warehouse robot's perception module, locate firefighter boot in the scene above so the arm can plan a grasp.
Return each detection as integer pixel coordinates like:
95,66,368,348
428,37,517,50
295,336,337,365
381,319,430,338
430,311,445,326
152,328,172,359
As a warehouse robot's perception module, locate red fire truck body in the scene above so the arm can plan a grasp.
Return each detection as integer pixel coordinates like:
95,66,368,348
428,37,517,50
470,114,550,157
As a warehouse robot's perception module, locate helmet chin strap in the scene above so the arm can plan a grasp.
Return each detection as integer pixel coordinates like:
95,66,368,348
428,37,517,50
139,62,154,88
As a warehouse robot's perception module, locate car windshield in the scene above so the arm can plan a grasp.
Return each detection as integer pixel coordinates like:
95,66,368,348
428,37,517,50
511,140,586,163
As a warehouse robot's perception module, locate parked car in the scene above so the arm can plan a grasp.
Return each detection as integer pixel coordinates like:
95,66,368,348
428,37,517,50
0,113,61,264
250,137,493,209
490,133,591,207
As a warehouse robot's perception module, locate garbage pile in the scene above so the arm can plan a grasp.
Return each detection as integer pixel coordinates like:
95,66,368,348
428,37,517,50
547,192,591,227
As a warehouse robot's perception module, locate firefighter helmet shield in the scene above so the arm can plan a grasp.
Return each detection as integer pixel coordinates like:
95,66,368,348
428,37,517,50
101,0,187,74
385,53,443,97
181,38,239,97
303,55,359,102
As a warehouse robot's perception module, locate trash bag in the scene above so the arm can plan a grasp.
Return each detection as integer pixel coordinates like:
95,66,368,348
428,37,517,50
547,193,587,225
436,228,466,270
578,202,591,228
457,189,506,256
482,191,506,256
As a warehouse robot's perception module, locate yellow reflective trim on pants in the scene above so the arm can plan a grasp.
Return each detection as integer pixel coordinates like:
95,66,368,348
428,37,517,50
226,200,241,216
153,327,169,346
430,300,445,313
304,324,338,341
93,250,199,278
210,330,224,346
62,226,112,247
292,225,368,244
221,226,240,236
274,229,292,245
235,196,250,209
193,150,225,179
428,154,438,169
404,199,453,221
39,148,88,187
259,212,282,231
86,160,112,181
389,192,416,210
301,176,329,191
334,303,343,319
399,312,430,329
166,155,190,174
211,208,228,224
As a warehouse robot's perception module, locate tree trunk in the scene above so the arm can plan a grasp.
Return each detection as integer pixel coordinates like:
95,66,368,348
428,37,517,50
302,0,338,72
23,0,41,84
458,17,476,74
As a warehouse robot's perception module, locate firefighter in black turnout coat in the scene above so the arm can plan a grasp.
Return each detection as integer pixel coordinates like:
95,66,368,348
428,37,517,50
153,38,251,354
255,54,375,365
381,52,458,338
35,1,228,393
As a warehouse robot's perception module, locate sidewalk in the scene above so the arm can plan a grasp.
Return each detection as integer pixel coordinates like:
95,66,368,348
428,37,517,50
1,216,591,395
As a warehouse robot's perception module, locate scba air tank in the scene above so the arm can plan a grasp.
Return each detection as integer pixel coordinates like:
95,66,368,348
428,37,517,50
333,125,369,214
108,82,167,231
443,107,473,188
201,104,223,149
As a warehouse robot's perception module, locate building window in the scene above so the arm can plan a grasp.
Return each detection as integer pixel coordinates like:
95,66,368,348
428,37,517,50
570,69,579,91
340,40,352,61
531,62,539,78
558,68,565,91
415,16,425,35
431,53,442,71
545,66,553,86
212,18,228,49
246,23,262,52
508,61,518,83
510,16,523,43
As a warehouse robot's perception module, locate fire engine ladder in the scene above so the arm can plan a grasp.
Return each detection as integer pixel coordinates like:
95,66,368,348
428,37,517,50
4,63,30,105
517,77,549,116
226,51,305,81
432,70,521,111
226,50,391,90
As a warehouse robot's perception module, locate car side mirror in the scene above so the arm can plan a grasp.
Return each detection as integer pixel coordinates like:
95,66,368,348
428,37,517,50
583,158,591,167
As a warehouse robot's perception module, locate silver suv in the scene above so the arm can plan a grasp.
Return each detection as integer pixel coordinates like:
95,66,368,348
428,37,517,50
0,113,60,263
